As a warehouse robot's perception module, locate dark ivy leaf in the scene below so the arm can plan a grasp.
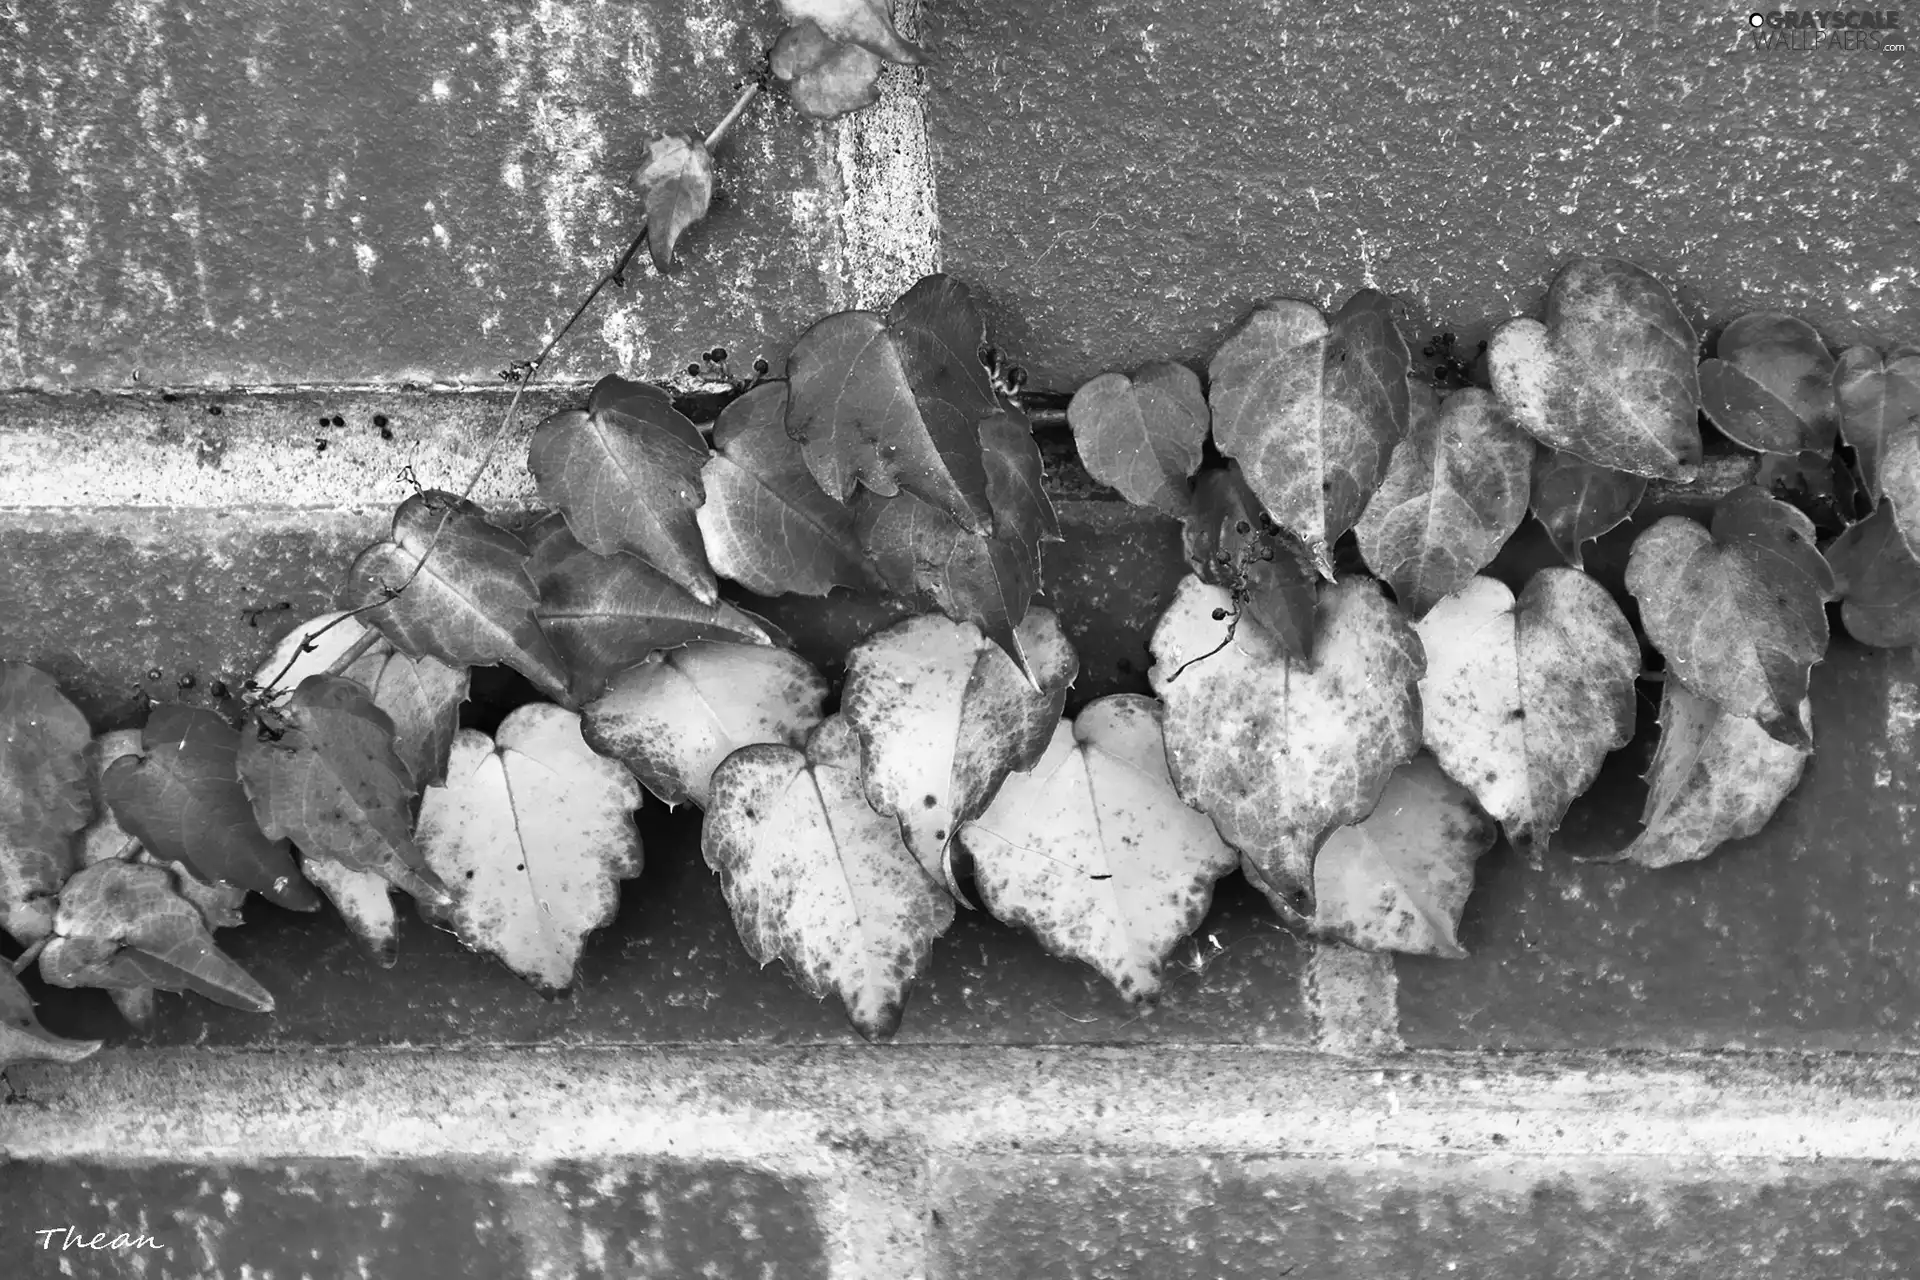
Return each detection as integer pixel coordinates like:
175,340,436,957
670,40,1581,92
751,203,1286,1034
633,134,714,272
778,0,925,65
1835,344,1920,504
1528,445,1647,569
771,20,885,122
1066,360,1209,517
1181,464,1317,661
0,661,92,946
1824,499,1920,649
1698,312,1838,456
0,962,100,1070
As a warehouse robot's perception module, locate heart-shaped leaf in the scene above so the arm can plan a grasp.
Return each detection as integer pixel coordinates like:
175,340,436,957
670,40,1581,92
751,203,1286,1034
695,380,880,597
1355,385,1533,614
1824,499,1920,648
414,703,644,992
957,695,1239,1001
770,20,885,121
1835,344,1920,502
251,610,468,787
1489,257,1701,478
1066,360,1210,517
1,962,100,1070
1619,681,1811,868
787,274,1004,535
103,705,318,911
1529,444,1647,568
841,609,1077,896
529,375,716,603
1181,464,1318,661
1306,753,1496,958
582,642,830,809
1147,574,1424,910
1698,312,1838,455
1413,572,1639,855
778,0,924,64
0,661,92,945
633,134,714,272
339,491,568,702
702,715,954,1040
39,860,275,1013
1208,289,1413,570
1626,486,1833,747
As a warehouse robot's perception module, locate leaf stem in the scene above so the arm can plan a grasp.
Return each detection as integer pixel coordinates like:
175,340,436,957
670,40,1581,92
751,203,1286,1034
11,938,45,976
704,80,761,152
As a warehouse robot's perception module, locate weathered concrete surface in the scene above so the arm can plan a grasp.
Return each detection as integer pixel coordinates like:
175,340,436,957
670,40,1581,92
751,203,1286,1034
926,0,1920,388
930,1155,1920,1279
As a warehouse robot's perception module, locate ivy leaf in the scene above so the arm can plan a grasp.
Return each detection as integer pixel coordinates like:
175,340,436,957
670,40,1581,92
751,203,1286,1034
1355,385,1533,615
81,730,250,930
695,381,881,597
1181,464,1318,661
1208,289,1413,572
415,704,644,992
1697,312,1839,456
1489,256,1701,478
581,642,829,809
956,695,1239,1001
1305,753,1497,958
702,716,954,1040
1413,572,1639,856
778,0,925,64
841,609,1077,898
0,661,92,945
339,491,569,703
1619,682,1811,868
252,610,468,787
1626,487,1833,748
39,860,275,1013
1,962,100,1071
529,374,716,603
1529,445,1647,569
1147,574,1424,911
1066,360,1210,517
531,544,781,702
633,134,714,273
787,274,1004,535
1835,344,1920,502
770,21,884,122
1823,499,1920,648
103,705,318,912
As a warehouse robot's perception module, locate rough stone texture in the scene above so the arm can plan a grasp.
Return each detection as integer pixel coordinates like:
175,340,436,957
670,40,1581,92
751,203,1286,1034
925,0,1920,390
0,1158,826,1279
0,0,853,388
929,1155,1920,1279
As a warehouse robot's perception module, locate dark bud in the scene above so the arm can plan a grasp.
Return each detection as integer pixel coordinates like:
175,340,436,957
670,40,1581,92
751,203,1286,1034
1210,607,1227,621
751,357,770,376
146,668,162,681
209,680,229,699
687,363,703,377
1235,520,1251,535
177,673,195,690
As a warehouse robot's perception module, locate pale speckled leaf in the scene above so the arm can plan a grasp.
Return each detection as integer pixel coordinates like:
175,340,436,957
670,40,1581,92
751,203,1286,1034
1698,312,1838,456
414,704,644,992
0,661,92,945
701,716,954,1040
1414,572,1638,856
841,609,1078,898
1835,344,1920,503
299,858,400,968
957,696,1238,1002
1529,445,1647,568
1620,682,1811,868
1147,574,1424,911
1355,385,1532,614
1308,753,1496,957
778,0,925,63
582,642,829,809
1489,257,1701,478
633,135,714,273
0,962,100,1070
1067,361,1210,517
1208,290,1413,570
770,20,884,120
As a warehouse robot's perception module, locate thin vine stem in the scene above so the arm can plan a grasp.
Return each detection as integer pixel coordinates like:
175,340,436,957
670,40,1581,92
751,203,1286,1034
11,938,45,976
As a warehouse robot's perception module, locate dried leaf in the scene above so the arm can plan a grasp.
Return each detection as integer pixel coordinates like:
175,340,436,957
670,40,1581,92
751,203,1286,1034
1698,312,1838,455
1619,682,1811,867
1307,753,1496,957
1355,385,1533,614
1626,486,1833,748
1414,572,1638,855
1208,289,1414,570
414,704,644,992
702,716,954,1040
778,0,925,64
1147,574,1424,910
338,491,569,702
1066,360,1209,517
1835,344,1920,503
582,642,829,809
103,705,318,911
1181,464,1318,661
0,661,91,945
1489,257,1701,478
770,20,885,121
957,696,1238,1001
1824,499,1920,648
529,375,715,603
1,962,100,1070
1529,445,1647,568
695,381,880,596
841,609,1077,896
634,134,714,272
